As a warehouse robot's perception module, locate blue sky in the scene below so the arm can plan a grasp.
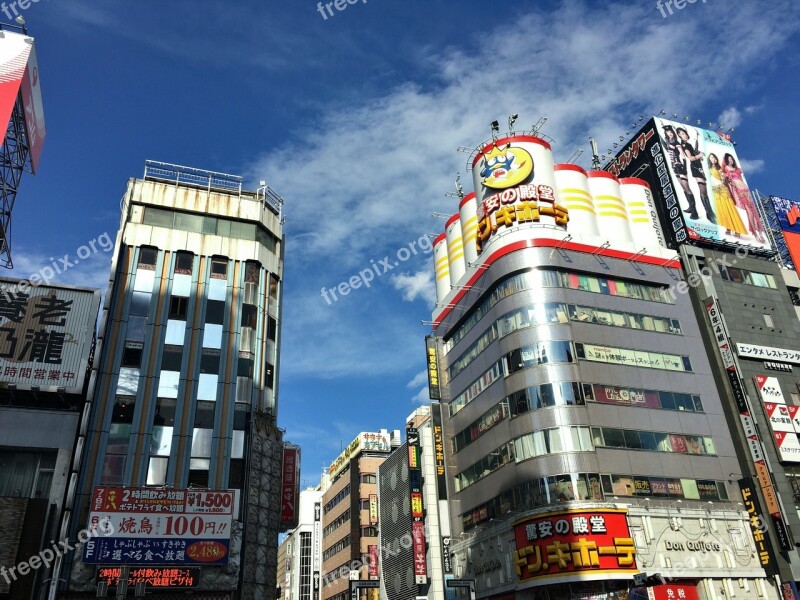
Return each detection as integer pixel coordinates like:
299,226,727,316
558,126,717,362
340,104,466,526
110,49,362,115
9,0,800,486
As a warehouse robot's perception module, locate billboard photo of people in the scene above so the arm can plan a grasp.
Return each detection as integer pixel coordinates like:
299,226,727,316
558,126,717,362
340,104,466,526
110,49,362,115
654,117,769,251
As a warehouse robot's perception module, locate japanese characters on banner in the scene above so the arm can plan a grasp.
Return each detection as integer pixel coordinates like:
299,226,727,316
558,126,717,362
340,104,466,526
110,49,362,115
369,494,378,525
707,300,748,412
412,521,428,584
648,584,699,600
407,425,427,585
739,479,777,575
431,403,448,500
83,488,236,565
0,281,100,393
471,136,568,254
368,545,379,579
314,502,321,600
738,343,800,365
425,336,441,400
754,375,800,463
281,446,301,526
513,509,637,586
96,567,199,589
328,432,392,478
755,375,787,404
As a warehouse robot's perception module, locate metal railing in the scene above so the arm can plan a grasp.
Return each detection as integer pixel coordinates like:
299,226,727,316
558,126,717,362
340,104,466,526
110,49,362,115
143,160,243,195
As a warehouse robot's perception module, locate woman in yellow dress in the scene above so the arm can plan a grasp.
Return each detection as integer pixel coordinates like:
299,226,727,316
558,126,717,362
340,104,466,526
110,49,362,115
707,153,747,237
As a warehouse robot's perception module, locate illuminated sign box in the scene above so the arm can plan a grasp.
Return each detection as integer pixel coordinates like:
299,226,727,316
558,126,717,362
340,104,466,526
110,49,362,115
96,567,200,589
513,509,637,586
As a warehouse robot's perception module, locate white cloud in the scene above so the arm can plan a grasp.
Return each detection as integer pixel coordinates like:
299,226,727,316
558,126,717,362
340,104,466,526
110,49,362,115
406,370,428,389
252,0,800,382
717,107,743,129
391,271,436,306
739,158,766,174
410,387,430,405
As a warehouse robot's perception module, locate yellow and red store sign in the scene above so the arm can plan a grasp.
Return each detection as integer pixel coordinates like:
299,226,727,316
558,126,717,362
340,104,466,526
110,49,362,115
513,509,636,584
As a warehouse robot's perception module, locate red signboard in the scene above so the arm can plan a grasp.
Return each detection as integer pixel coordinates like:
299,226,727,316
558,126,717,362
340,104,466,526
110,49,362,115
650,583,699,600
368,545,379,579
412,521,427,583
513,509,636,584
0,31,31,140
281,447,300,525
19,42,44,172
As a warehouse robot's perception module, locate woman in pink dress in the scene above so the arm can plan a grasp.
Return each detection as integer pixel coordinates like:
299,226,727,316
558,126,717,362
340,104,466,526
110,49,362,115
708,153,746,237
722,153,766,243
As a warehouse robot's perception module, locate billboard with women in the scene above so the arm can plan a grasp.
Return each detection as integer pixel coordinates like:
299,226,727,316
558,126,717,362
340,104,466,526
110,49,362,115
606,117,771,252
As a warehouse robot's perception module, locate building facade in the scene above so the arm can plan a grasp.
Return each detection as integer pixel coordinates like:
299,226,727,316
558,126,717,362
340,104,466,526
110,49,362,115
428,126,777,600
59,161,286,599
321,431,396,600
0,280,100,600
376,406,451,600
611,117,800,594
278,489,324,600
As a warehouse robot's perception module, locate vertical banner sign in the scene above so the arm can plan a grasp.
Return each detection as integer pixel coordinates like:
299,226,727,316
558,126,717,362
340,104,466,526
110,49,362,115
425,336,441,400
369,494,378,525
431,403,448,500
368,545,379,579
441,536,453,574
708,300,791,545
739,478,777,575
412,521,428,584
280,447,300,526
314,502,321,600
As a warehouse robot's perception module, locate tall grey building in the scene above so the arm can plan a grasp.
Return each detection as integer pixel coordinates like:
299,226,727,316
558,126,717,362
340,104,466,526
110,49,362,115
59,161,287,600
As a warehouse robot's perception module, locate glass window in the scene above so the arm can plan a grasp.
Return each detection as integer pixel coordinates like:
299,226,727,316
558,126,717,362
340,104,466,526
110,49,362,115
150,426,174,456
127,316,147,342
198,374,218,401
200,349,220,374
130,292,151,316
232,222,256,241
175,252,194,275
602,428,625,448
138,246,158,268
174,213,203,233
242,304,258,329
269,274,279,299
107,424,131,453
161,345,183,371
211,258,228,279
165,319,185,345
208,278,227,302
122,343,143,368
238,356,254,378
203,324,223,348
133,269,155,292
143,208,174,228
153,399,175,426
232,430,245,459
147,457,168,485
172,273,192,297
624,430,644,450
206,300,225,325
157,371,180,399
117,367,139,396
100,455,126,485
169,296,188,320
111,400,135,424
192,428,213,458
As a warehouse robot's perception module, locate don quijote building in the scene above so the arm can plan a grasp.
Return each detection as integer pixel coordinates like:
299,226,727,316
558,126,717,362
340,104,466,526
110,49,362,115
426,121,778,600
